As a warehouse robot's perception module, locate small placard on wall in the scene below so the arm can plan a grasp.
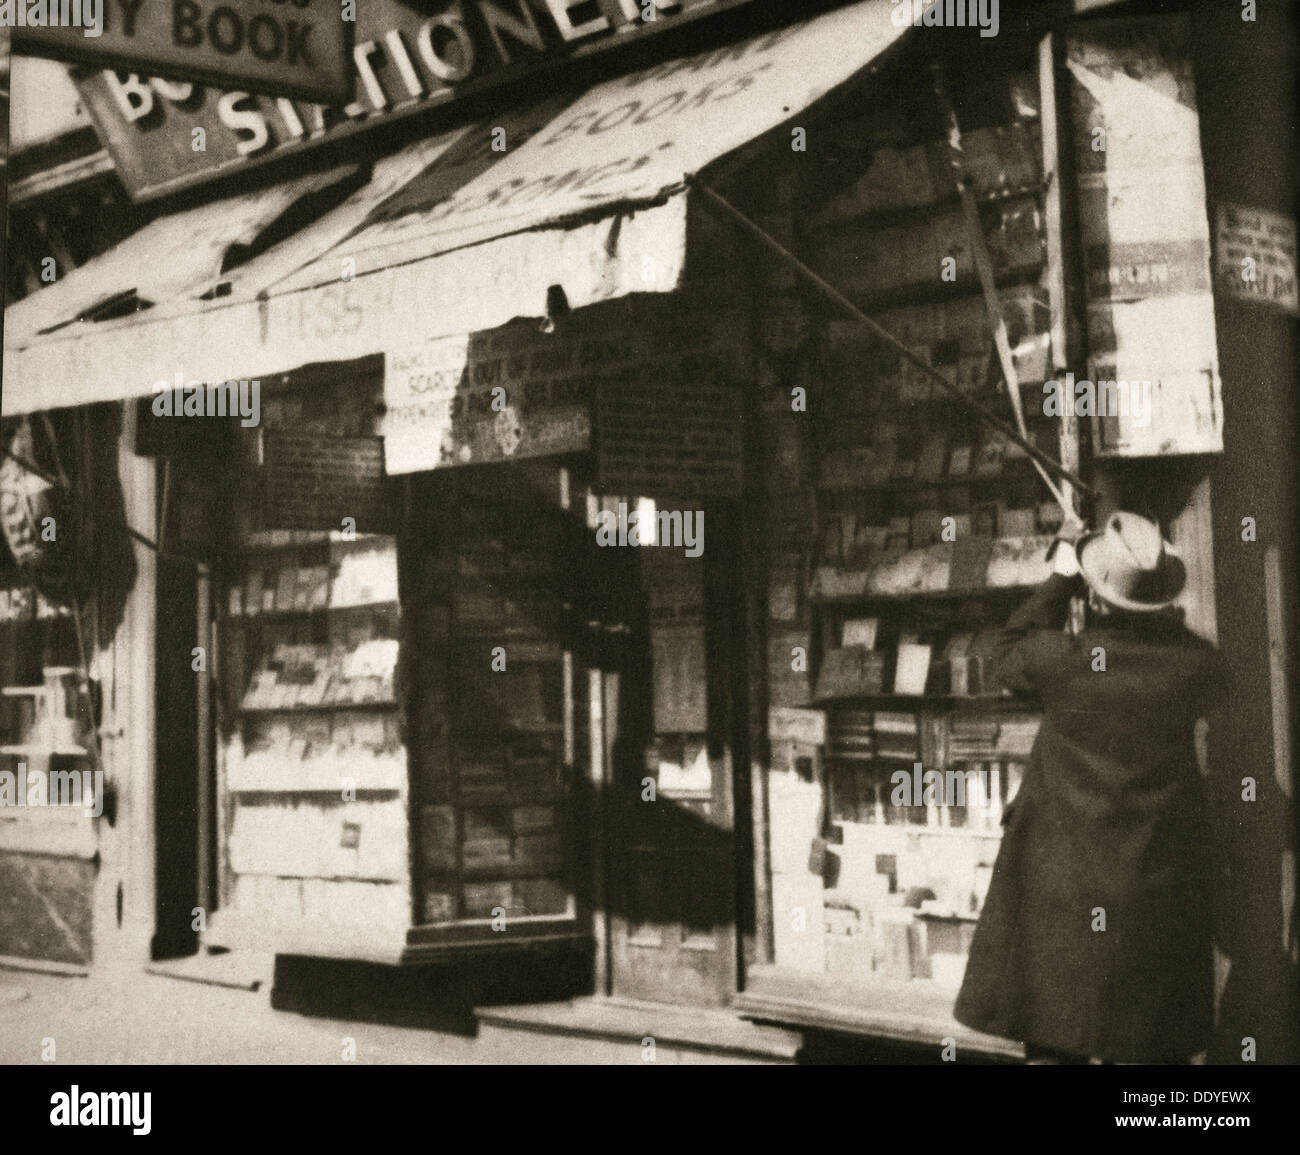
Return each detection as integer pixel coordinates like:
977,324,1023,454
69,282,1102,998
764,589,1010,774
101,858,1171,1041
1214,203,1298,316
263,433,393,534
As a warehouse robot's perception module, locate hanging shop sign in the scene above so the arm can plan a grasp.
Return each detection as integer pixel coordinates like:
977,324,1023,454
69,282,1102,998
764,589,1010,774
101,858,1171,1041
69,0,757,201
1213,203,1298,316
13,0,353,105
382,298,745,496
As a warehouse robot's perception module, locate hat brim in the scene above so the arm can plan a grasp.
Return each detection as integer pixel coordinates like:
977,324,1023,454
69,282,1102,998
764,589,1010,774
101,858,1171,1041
1076,530,1186,613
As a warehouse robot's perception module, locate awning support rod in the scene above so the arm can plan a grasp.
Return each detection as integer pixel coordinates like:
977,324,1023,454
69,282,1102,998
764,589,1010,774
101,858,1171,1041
687,175,1098,501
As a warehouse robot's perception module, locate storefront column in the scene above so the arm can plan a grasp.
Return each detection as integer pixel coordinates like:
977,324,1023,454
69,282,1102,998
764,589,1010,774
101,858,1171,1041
97,407,157,970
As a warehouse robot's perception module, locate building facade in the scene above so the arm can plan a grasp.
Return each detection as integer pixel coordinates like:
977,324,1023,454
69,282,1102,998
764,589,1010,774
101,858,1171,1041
1,0,1295,1062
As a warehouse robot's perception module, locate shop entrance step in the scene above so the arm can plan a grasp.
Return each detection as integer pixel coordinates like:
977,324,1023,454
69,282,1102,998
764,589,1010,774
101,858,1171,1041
474,996,801,1064
145,948,272,992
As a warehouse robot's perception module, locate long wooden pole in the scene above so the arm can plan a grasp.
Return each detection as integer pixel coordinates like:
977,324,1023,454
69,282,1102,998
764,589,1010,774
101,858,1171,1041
687,175,1099,502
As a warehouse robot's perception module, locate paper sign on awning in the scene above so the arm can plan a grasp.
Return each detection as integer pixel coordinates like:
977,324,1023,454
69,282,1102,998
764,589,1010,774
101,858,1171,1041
3,0,907,419
274,0,909,293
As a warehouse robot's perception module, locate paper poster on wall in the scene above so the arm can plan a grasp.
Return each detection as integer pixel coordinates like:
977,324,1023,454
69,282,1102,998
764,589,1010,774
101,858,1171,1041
383,322,591,475
1068,17,1223,456
384,297,744,494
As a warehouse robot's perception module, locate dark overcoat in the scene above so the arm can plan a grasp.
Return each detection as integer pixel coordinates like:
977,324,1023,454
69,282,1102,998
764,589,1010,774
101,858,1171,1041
953,573,1223,1063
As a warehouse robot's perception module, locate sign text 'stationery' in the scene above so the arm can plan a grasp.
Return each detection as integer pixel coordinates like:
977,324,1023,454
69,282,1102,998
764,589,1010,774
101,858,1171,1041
71,0,757,200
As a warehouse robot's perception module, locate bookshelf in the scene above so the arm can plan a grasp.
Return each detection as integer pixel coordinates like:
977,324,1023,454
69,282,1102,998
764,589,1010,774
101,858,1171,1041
403,465,585,930
218,532,410,905
763,50,1061,998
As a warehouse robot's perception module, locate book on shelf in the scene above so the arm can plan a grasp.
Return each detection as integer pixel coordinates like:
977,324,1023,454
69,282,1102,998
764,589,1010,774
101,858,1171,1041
892,641,933,695
245,571,264,617
947,442,974,477
996,714,1042,757
275,569,298,613
950,716,1001,759
812,565,872,600
943,632,976,695
826,708,876,761
869,548,926,596
839,513,858,561
820,521,842,566
966,629,1003,694
919,710,951,773
848,524,890,568
972,435,1006,479
910,509,946,548
971,502,998,538
999,507,1038,538
918,544,952,592
841,617,879,649
886,515,911,551
814,646,887,701
915,432,949,483
949,535,993,592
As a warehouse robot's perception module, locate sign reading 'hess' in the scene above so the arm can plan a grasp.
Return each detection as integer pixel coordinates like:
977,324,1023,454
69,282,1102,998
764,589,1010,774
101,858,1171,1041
14,0,353,105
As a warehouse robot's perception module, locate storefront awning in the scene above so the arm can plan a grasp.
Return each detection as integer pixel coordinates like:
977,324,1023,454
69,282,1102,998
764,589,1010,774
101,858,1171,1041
2,165,361,344
3,0,908,417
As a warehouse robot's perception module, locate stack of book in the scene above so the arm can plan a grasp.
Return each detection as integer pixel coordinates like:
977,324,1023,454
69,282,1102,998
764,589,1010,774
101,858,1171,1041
996,714,1042,758
986,535,1055,587
949,717,1001,761
873,711,920,761
826,709,876,762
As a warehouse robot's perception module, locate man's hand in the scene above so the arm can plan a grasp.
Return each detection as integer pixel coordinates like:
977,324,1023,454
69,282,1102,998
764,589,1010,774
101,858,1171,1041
1052,539,1080,577
1046,509,1086,577
1057,513,1087,544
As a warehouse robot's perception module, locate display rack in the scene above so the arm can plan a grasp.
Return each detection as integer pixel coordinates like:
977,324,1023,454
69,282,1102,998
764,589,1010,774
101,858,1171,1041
763,53,1063,997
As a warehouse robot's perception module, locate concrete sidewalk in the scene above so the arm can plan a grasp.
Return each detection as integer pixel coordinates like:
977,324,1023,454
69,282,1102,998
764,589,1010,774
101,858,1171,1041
0,966,787,1065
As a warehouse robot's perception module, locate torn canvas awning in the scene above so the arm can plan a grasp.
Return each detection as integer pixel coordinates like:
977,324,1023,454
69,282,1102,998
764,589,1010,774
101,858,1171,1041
2,165,361,345
2,0,908,417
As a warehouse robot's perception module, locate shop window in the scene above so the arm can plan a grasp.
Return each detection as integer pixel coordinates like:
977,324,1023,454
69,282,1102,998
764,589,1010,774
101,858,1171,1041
761,43,1056,1010
404,463,590,928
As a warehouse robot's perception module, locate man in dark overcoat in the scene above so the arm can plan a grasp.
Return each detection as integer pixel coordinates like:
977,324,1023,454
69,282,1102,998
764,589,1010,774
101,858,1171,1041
954,511,1223,1064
